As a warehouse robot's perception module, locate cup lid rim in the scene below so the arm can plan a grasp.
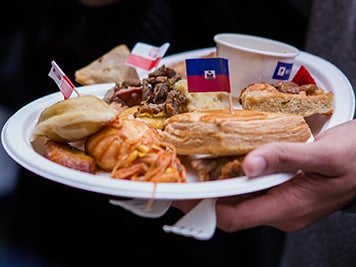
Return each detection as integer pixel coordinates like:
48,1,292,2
214,33,300,58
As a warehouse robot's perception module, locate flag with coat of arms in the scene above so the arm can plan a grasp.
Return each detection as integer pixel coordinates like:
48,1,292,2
185,57,231,93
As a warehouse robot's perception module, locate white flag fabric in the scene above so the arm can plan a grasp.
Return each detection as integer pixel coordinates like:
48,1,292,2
125,42,170,71
48,60,75,99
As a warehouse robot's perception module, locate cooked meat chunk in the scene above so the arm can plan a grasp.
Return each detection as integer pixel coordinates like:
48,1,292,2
191,155,245,181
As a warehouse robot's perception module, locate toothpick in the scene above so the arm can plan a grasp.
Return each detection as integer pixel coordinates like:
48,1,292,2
228,92,233,113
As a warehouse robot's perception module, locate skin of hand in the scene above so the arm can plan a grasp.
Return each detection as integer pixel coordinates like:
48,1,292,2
173,119,356,232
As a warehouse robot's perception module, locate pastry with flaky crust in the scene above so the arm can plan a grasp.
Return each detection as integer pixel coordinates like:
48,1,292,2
162,109,312,156
75,44,139,85
239,82,333,117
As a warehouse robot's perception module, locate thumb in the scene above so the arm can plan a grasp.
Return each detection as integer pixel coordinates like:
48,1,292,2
243,141,332,178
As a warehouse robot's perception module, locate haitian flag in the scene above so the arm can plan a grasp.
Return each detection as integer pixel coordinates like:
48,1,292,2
185,58,231,93
125,42,170,71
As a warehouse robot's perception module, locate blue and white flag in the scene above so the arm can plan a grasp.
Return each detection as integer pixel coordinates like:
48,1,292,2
272,61,293,80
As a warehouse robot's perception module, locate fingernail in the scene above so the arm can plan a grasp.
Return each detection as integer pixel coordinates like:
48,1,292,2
246,156,266,177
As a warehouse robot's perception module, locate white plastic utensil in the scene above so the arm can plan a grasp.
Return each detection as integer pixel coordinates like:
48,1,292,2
109,198,172,218
162,198,217,240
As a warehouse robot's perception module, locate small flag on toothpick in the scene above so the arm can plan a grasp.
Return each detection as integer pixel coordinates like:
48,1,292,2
186,57,233,112
48,60,79,99
291,65,316,85
125,42,170,71
185,57,231,93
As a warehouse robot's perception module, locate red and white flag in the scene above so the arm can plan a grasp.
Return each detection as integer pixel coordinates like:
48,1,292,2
48,60,76,99
125,42,170,71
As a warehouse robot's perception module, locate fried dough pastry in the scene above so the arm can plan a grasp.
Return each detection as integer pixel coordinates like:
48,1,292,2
85,119,159,171
240,82,334,116
44,140,96,174
75,44,139,85
162,109,312,156
32,95,118,143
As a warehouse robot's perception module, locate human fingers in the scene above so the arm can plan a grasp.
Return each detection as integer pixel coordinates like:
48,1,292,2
244,120,356,178
243,134,349,178
243,142,330,178
215,172,354,232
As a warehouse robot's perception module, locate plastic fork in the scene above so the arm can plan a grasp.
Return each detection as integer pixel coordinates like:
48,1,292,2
109,198,172,218
162,198,217,240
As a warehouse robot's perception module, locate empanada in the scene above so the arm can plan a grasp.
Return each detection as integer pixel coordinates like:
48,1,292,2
32,95,118,142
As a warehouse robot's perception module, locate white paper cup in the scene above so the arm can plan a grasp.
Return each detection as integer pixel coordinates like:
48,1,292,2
214,33,299,98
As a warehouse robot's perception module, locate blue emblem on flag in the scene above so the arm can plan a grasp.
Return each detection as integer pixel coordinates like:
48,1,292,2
272,62,293,80
185,58,231,93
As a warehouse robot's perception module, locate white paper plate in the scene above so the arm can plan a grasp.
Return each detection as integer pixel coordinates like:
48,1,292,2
1,48,354,200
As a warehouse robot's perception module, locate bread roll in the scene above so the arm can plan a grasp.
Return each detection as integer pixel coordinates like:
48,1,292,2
162,109,312,156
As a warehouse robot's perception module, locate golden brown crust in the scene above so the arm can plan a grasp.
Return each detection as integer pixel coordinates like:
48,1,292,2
75,44,139,85
239,82,334,117
32,95,119,143
162,109,312,156
44,140,96,174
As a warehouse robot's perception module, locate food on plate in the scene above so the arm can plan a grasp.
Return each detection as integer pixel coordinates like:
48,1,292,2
32,95,118,142
239,81,334,117
86,118,186,183
104,65,228,129
174,79,228,111
167,51,216,78
31,48,325,183
162,109,312,156
111,131,186,183
75,44,139,85
103,65,188,129
44,140,96,174
85,118,159,171
189,155,245,181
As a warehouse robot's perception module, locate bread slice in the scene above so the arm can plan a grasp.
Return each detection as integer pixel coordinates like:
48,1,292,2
162,109,312,156
75,44,139,85
239,82,333,117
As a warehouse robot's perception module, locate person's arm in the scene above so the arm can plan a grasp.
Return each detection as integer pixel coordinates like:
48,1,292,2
174,119,356,232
